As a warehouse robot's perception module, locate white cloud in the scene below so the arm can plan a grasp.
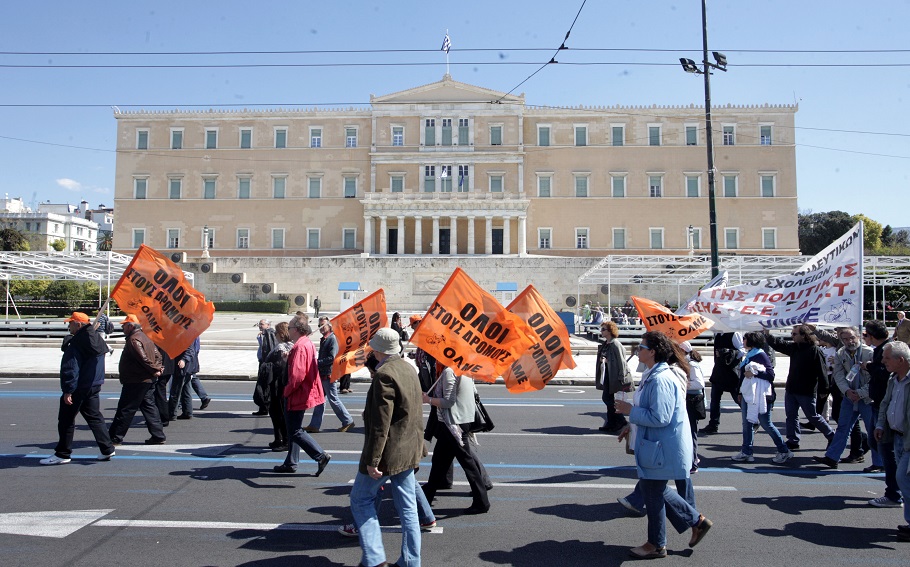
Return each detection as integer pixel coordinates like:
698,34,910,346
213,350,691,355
92,187,110,194
56,178,83,191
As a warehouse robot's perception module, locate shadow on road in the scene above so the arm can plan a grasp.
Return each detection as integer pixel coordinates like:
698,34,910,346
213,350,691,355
743,495,876,514
235,553,347,567
755,521,899,549
170,465,297,488
480,540,693,566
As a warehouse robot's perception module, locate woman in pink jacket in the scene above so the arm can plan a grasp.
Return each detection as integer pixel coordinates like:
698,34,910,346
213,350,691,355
273,316,332,476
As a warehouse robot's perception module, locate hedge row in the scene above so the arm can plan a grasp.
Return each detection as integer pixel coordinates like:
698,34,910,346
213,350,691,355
213,300,290,314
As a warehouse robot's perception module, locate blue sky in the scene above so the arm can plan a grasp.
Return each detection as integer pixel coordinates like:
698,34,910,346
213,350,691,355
1,1,908,228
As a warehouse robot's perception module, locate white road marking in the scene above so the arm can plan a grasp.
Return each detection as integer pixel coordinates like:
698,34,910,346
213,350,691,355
93,519,442,534
0,509,114,538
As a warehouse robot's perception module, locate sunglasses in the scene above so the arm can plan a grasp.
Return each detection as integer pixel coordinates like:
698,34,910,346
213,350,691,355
638,344,651,350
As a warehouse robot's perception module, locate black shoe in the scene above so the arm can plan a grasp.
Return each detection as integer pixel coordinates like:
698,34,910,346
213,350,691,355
315,453,331,477
898,525,910,534
438,484,453,491
252,410,269,416
699,424,718,435
812,455,838,469
110,437,122,446
485,483,494,491
786,440,800,450
271,445,288,452
863,464,885,473
161,420,169,428
268,440,285,449
199,398,211,410
840,453,865,464
144,436,166,445
273,464,296,473
800,422,816,431
463,504,490,515
176,414,192,420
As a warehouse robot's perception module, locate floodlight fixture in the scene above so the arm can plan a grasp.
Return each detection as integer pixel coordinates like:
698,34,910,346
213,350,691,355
679,58,701,74
711,51,727,70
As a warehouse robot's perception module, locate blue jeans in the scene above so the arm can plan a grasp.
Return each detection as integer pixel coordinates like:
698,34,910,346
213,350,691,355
351,469,421,567
191,375,209,402
309,378,353,430
625,478,695,515
640,478,700,548
879,440,903,503
784,392,834,443
824,399,882,466
283,407,327,469
893,437,910,525
368,477,436,525
741,400,788,455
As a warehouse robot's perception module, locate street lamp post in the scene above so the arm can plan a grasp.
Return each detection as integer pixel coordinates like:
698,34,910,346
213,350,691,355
680,0,727,278
202,225,210,259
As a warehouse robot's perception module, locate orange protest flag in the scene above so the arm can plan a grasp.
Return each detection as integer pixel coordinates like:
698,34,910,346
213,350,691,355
631,295,713,343
110,244,215,358
411,268,538,382
502,285,576,393
329,289,388,382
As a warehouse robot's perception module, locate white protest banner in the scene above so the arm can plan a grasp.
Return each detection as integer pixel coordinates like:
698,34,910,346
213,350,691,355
689,222,863,331
675,270,728,317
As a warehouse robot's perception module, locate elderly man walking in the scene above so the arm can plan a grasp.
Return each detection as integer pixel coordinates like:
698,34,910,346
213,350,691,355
306,320,354,433
874,341,910,541
350,328,425,567
40,312,116,465
109,314,166,445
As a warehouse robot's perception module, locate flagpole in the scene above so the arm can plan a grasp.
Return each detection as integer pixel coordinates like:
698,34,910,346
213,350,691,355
859,221,865,325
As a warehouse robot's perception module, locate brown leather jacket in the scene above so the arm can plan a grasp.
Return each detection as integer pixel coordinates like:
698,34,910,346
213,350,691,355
118,328,163,384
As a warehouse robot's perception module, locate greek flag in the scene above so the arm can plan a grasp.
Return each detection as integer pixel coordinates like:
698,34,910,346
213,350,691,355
441,34,451,54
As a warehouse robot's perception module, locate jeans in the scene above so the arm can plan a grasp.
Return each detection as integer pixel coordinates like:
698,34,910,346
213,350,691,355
640,478,700,548
625,478,695,514
109,382,165,442
879,440,903,502
369,477,436,525
825,399,882,466
191,375,209,402
54,385,115,459
351,469,421,567
283,407,327,469
784,392,834,443
168,370,193,418
309,378,353,430
893,437,910,525
740,400,788,455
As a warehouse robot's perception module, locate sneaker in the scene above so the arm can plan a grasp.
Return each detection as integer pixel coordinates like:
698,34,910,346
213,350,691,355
699,423,718,435
39,455,71,465
338,523,358,537
840,453,865,464
731,451,755,462
420,520,437,531
869,496,904,508
199,398,211,410
617,496,645,516
772,450,794,464
97,451,116,461
144,436,166,445
863,464,885,473
315,453,331,477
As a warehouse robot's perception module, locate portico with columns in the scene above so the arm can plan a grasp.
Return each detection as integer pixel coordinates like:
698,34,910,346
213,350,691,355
361,193,529,256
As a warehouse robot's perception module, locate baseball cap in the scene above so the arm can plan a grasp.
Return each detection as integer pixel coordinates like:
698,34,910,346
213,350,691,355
64,312,90,323
409,314,423,327
120,314,141,325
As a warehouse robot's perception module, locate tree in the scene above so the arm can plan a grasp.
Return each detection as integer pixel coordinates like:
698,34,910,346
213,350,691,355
50,239,66,252
853,214,882,252
10,279,51,298
45,280,85,310
797,210,854,256
82,281,100,301
97,230,113,251
0,227,30,251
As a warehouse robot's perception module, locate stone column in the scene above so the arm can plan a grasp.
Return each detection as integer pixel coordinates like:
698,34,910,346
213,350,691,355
432,216,440,255
379,216,388,255
449,215,458,255
518,215,528,256
397,216,405,255
503,216,511,255
363,216,373,256
485,215,493,255
414,216,423,254
467,215,475,255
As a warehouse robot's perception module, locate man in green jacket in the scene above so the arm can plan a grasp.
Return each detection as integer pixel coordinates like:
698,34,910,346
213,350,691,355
350,327,424,567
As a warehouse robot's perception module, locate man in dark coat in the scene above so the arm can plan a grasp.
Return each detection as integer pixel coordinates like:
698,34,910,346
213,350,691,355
253,319,277,415
154,346,174,427
109,314,166,445
41,312,116,465
699,332,744,435
168,337,200,420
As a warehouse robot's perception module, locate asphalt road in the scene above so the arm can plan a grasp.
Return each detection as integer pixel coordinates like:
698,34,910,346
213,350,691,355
0,378,905,567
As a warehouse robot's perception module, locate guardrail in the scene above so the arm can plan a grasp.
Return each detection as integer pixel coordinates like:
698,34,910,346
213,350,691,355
0,319,123,339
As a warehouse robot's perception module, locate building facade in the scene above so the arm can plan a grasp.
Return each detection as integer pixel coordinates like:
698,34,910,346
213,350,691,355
113,75,799,259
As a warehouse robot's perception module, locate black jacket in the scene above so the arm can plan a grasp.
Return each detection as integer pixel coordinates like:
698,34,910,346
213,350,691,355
766,335,828,396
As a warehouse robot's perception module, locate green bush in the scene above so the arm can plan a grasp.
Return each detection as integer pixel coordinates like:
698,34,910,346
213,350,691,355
213,300,289,313
45,280,85,310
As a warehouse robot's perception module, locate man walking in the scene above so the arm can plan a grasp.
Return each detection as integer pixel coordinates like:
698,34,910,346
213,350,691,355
168,337,200,421
306,320,354,433
41,312,116,465
874,341,910,541
254,319,277,416
699,332,744,435
894,311,910,345
350,328,424,567
109,314,166,445
865,320,903,505
313,296,321,318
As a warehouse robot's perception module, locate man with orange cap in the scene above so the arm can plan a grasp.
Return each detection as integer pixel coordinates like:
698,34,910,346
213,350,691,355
109,314,166,445
40,312,116,465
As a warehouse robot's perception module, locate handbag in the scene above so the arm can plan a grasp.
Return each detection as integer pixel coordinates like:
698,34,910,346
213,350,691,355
686,391,707,421
468,392,495,433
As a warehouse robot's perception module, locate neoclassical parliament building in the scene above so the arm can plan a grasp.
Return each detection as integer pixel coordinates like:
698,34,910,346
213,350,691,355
112,75,799,309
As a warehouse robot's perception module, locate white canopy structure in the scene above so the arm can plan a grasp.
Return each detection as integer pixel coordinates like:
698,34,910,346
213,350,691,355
577,254,910,320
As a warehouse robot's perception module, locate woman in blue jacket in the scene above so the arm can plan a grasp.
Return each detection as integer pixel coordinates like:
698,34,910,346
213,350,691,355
616,331,712,559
